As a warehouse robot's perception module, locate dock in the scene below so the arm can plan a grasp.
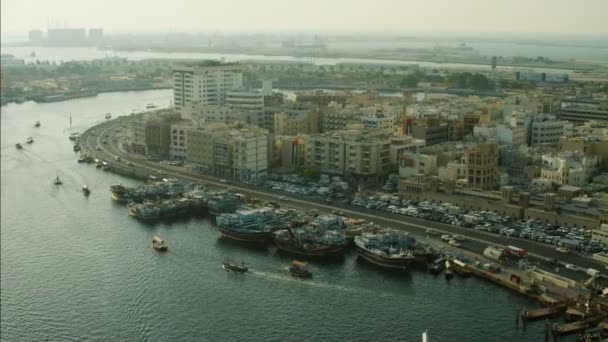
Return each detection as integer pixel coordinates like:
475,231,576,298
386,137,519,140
552,315,608,336
521,304,567,321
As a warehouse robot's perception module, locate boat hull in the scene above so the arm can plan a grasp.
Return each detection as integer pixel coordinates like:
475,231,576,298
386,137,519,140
355,244,413,271
218,227,271,243
274,238,347,257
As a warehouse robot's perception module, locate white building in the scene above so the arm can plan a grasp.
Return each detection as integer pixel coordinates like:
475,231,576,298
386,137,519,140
530,114,566,147
173,62,243,110
539,153,601,187
230,128,269,180
225,89,267,129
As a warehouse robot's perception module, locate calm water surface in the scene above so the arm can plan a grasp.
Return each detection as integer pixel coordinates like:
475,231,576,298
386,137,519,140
1,90,573,341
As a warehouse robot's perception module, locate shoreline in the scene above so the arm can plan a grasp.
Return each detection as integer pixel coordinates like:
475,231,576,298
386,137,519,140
0,86,171,107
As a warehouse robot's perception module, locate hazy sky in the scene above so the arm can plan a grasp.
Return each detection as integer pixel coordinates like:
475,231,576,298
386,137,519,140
2,0,607,35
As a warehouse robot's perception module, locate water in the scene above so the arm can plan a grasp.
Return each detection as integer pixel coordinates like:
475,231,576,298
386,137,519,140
1,90,572,341
0,46,590,74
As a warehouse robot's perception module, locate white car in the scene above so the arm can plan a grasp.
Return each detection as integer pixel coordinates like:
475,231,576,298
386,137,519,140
441,234,452,242
565,264,584,272
449,240,461,248
279,196,290,202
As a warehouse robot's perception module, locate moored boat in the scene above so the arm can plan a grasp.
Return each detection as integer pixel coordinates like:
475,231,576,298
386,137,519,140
69,132,80,141
429,257,445,274
26,137,34,144
216,207,280,243
15,143,22,149
222,261,248,273
273,226,348,257
152,236,168,251
54,175,62,185
34,121,41,127
354,229,416,271
105,113,112,119
450,258,473,277
289,260,312,278
82,185,91,196
127,201,161,221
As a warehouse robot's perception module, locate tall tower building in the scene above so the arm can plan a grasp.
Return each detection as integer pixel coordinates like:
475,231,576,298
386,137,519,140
173,62,243,110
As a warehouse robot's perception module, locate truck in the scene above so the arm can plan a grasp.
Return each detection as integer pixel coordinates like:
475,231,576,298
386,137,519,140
483,246,505,261
505,245,526,258
559,238,581,251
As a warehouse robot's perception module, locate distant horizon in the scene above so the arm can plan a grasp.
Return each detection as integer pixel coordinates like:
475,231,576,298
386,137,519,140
2,29,608,42
2,0,607,37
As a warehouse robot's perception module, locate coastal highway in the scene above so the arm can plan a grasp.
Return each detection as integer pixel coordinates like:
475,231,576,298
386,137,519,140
80,117,607,282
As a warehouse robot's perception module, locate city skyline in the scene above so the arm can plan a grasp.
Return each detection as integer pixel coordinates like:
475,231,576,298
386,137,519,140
1,0,608,35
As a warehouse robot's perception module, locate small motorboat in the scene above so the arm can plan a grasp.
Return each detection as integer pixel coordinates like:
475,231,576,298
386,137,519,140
54,175,62,185
82,185,91,196
222,261,248,273
77,156,88,163
444,260,454,279
152,236,168,251
15,143,23,149
105,113,112,120
26,137,34,144
289,260,312,278
69,132,80,141
34,121,41,127
73,144,81,152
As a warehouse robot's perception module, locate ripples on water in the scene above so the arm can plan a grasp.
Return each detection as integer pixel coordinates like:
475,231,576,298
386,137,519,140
0,91,574,341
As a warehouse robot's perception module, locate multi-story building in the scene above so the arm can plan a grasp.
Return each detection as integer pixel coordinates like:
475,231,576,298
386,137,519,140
123,110,182,156
173,62,242,110
169,121,194,160
464,142,499,190
530,114,565,147
410,118,450,146
273,135,307,170
304,125,392,178
182,104,238,124
560,124,608,171
360,109,395,132
559,98,608,124
225,89,266,128
230,128,269,180
185,123,269,180
320,103,360,133
538,153,601,187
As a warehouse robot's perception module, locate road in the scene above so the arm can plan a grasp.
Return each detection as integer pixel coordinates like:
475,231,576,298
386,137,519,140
79,117,607,283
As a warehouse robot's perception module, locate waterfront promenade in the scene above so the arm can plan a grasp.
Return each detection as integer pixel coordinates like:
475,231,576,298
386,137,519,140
80,116,607,283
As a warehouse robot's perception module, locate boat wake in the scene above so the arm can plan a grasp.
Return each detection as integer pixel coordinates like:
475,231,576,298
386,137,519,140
249,269,393,297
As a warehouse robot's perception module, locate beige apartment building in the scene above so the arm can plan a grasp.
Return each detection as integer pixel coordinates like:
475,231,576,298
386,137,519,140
304,125,392,177
464,142,499,190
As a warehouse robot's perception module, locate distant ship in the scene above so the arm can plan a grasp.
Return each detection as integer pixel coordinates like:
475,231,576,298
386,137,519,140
105,113,112,120
82,185,91,196
34,121,41,127
15,143,22,149
26,137,34,144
